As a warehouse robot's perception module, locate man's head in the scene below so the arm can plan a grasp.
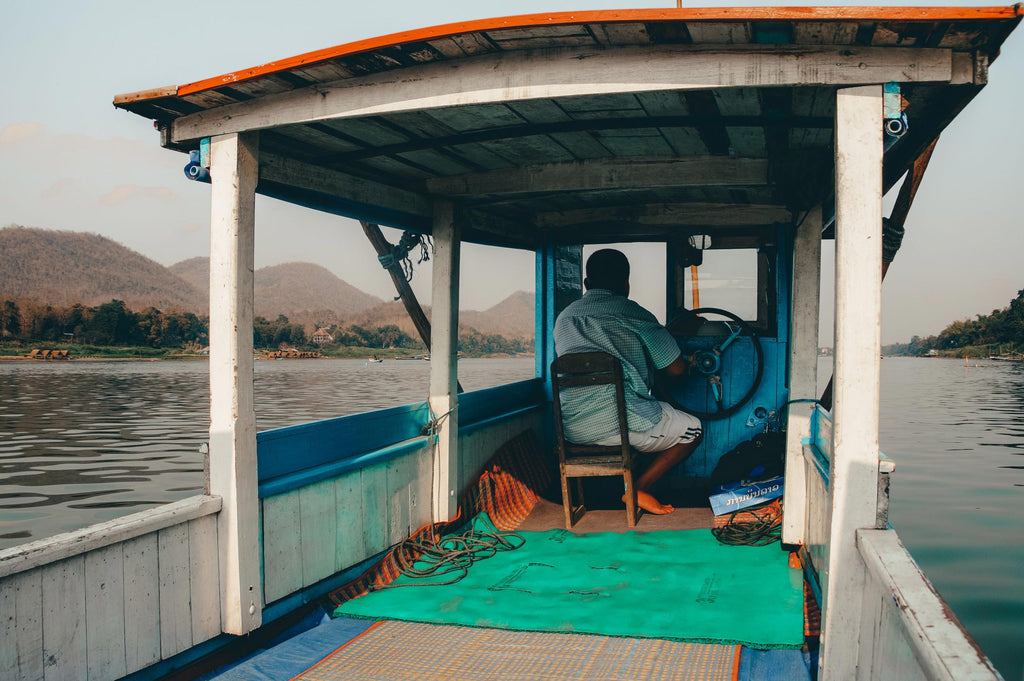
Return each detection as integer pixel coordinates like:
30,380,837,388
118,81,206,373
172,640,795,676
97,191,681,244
584,248,630,296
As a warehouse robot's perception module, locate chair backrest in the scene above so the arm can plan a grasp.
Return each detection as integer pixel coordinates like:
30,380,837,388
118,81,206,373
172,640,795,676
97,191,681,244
550,352,631,457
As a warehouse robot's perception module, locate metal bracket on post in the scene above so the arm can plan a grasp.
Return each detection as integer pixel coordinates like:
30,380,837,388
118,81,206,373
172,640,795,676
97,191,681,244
184,137,212,183
883,82,908,145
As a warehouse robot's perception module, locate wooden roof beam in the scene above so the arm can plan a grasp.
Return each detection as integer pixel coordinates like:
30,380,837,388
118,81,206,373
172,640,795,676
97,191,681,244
536,202,793,229
425,157,769,197
259,153,432,224
169,44,960,145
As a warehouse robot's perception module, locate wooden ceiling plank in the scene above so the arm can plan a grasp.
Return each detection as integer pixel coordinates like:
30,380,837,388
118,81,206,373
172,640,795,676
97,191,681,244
180,90,242,109
546,131,614,160
476,135,576,167
594,129,675,157
425,157,769,197
449,32,497,56
726,127,768,156
685,22,752,44
792,21,859,44
659,127,710,156
426,38,467,59
589,22,651,46
715,88,763,116
635,90,690,116
169,45,956,144
424,102,528,133
506,99,573,124
288,61,355,82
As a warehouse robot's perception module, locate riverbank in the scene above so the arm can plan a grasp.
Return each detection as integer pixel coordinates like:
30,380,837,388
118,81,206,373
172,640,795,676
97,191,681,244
0,343,534,361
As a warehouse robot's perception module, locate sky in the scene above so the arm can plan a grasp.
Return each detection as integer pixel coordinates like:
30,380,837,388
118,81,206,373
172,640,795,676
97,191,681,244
1,1,1021,343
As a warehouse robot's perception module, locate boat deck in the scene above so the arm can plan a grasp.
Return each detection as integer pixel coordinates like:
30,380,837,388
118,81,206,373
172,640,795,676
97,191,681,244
200,478,810,681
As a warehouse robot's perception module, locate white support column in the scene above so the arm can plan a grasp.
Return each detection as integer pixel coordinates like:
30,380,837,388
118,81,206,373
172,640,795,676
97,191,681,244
208,131,262,635
820,85,883,681
429,201,460,522
783,204,822,545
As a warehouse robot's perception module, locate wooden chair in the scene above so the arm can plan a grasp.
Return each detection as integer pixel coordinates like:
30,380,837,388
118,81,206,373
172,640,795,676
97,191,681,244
551,352,642,529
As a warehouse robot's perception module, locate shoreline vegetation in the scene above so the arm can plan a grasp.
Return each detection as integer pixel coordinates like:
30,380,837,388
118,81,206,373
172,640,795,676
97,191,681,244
882,288,1023,358
0,298,533,361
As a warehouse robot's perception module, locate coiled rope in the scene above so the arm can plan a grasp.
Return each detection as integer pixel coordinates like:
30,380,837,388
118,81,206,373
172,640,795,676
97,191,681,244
371,523,525,589
711,502,783,546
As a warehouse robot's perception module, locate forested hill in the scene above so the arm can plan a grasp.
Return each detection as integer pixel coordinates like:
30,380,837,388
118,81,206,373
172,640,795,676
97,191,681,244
0,226,205,311
884,288,1024,356
169,258,383,320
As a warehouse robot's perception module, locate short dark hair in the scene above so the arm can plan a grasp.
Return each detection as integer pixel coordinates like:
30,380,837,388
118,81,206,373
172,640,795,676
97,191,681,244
585,249,630,294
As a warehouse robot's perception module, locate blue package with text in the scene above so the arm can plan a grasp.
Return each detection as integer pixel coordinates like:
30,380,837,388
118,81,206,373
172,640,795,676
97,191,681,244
709,476,784,516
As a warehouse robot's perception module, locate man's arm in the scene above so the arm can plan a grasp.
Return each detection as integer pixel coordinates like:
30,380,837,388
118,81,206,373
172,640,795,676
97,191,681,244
653,353,689,401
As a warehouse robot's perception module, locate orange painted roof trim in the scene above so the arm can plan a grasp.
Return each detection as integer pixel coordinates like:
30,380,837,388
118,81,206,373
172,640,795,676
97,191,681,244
144,6,1024,100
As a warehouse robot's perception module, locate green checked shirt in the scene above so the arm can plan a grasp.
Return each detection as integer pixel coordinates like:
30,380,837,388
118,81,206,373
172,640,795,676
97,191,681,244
553,289,682,444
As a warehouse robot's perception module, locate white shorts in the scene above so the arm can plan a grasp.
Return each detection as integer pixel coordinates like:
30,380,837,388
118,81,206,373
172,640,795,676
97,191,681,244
592,402,703,453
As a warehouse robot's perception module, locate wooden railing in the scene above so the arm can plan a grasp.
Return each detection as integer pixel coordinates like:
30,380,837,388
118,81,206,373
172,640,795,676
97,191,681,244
0,495,223,681
802,407,1000,681
856,530,1001,681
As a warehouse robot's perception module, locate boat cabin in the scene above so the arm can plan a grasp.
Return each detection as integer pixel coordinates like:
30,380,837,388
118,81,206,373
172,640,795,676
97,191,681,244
1,6,1019,681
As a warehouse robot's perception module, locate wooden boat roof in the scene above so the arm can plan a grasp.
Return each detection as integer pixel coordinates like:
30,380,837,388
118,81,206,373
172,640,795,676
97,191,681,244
114,6,1022,247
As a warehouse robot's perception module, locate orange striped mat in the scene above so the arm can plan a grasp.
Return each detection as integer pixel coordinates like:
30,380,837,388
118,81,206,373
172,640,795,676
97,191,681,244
293,620,740,681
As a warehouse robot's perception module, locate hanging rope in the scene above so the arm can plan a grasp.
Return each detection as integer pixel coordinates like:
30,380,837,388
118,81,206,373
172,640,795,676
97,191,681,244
377,231,432,288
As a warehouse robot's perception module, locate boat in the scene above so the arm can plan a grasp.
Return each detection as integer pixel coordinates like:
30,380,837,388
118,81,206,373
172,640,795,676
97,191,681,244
3,6,1020,680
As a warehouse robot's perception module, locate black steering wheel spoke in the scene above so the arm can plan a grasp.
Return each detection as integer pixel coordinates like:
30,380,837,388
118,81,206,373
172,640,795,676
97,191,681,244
670,307,764,420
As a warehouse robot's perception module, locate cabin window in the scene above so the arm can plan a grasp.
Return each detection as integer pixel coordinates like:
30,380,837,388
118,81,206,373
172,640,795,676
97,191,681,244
458,242,535,390
692,249,759,321
671,235,778,337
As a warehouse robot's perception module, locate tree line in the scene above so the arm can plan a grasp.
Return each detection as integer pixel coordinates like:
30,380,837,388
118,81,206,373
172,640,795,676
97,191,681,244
1,299,532,355
883,288,1024,356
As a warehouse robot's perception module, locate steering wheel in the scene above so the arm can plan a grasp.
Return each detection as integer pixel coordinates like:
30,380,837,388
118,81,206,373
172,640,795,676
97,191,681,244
669,307,764,420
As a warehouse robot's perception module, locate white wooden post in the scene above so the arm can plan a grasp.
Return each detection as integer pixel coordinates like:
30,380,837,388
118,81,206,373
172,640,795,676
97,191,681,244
820,85,883,681
429,201,460,522
208,131,262,635
783,204,822,545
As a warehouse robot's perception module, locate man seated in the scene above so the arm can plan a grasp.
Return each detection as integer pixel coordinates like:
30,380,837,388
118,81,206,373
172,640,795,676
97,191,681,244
554,248,702,515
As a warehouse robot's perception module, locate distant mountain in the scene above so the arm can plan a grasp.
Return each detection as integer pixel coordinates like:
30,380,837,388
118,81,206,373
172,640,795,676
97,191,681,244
170,257,383,321
351,290,535,340
1,226,533,338
462,290,534,339
0,226,205,311
166,256,208,295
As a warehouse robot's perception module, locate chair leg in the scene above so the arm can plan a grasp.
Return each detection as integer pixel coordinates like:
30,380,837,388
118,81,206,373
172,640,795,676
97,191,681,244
559,465,574,529
571,478,586,526
623,468,640,527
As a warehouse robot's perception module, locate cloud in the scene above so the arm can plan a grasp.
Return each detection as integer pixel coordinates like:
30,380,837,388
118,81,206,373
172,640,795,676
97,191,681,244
0,121,43,148
41,178,80,200
99,184,178,207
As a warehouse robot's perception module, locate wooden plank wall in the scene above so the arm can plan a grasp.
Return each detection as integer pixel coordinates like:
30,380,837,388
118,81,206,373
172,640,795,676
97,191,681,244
261,443,433,604
0,515,221,681
260,410,544,605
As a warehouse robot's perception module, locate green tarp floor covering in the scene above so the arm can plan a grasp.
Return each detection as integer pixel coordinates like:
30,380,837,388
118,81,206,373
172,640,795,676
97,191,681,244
335,514,804,648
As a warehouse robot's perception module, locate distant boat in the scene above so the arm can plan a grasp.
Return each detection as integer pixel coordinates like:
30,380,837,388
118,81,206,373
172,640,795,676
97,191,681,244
989,353,1024,362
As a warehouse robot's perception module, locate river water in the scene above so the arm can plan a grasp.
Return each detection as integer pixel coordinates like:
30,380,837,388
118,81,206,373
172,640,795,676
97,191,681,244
0,356,1021,678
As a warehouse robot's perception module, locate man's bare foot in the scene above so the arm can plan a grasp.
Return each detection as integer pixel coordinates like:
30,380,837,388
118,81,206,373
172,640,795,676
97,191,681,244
624,490,675,515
